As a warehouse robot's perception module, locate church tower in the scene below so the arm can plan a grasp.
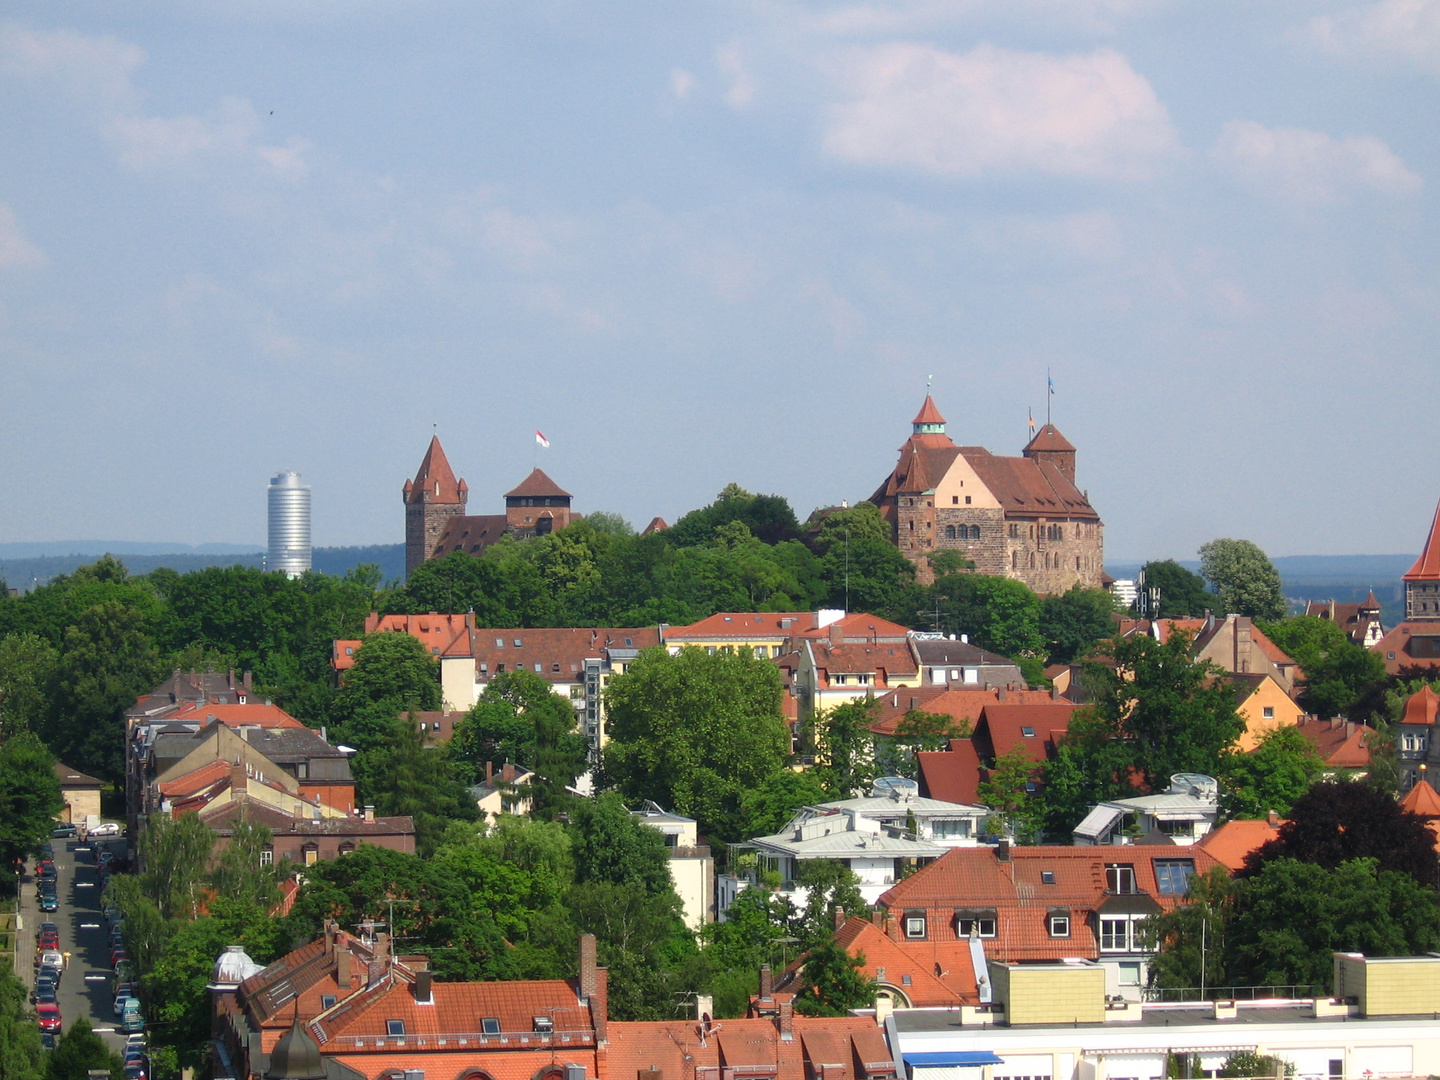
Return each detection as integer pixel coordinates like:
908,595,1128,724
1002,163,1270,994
403,436,468,579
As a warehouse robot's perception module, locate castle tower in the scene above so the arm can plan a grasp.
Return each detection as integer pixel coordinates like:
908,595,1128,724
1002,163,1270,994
403,436,468,579
1404,497,1440,621
504,468,572,538
1022,424,1077,484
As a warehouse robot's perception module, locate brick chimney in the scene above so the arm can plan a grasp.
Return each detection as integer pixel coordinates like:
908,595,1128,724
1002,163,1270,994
580,934,608,1044
337,943,352,988
872,909,885,929
243,670,253,694
759,964,773,1001
778,998,794,1041
829,622,845,646
230,762,248,791
1266,810,1279,828
834,907,846,932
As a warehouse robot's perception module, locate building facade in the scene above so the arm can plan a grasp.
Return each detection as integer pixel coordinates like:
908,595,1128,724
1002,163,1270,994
870,397,1104,593
267,471,312,577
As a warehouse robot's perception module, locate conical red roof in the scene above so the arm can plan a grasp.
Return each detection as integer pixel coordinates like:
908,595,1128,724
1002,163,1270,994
1406,498,1440,580
1024,423,1075,453
505,467,571,500
1401,778,1440,819
1402,685,1440,727
1361,590,1381,611
912,395,946,426
406,436,465,505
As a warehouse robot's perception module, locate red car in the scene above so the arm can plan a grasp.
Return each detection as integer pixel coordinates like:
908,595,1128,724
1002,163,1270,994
36,930,59,950
36,1002,60,1032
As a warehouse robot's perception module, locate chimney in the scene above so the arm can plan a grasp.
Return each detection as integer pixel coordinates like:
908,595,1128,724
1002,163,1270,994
580,934,598,998
325,920,336,953
243,670,253,694
885,911,902,943
834,907,846,932
228,668,236,690
997,838,1011,862
337,945,352,988
872,908,885,929
486,761,493,784
413,970,433,1004
230,762,248,790
829,622,845,646
1266,810,1279,828
1051,682,1062,701
778,997,794,1041
997,687,1007,702
759,964,773,1001
364,805,375,823
376,932,390,968
639,1072,663,1080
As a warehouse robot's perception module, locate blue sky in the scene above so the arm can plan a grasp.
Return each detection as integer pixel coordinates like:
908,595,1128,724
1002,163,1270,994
1,0,1437,561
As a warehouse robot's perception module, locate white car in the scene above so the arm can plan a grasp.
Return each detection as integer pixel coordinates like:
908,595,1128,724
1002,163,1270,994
89,823,121,837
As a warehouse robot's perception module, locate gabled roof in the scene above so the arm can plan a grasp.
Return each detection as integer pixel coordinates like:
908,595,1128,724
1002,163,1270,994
792,612,914,643
818,916,979,1006
504,468,571,500
1023,424,1075,453
976,702,1078,764
471,627,661,684
1405,498,1440,581
810,641,918,684
958,447,1097,520
868,686,1054,737
641,517,669,534
1293,716,1373,768
665,612,812,641
404,436,466,505
1197,818,1283,873
53,762,104,788
917,739,986,804
1401,779,1440,820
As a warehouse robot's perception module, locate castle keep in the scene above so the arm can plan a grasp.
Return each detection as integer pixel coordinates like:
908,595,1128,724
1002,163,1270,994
870,396,1105,593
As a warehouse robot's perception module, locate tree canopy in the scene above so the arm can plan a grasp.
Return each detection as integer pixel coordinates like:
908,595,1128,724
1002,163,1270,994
1199,539,1286,621
1136,560,1216,619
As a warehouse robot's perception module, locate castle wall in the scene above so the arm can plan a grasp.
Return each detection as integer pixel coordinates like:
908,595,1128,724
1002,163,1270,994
902,510,1105,595
405,500,467,579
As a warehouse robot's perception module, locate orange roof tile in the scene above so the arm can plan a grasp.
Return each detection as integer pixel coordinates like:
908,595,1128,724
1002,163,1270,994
405,436,466,505
977,703,1078,764
912,395,946,427
1405,498,1440,580
792,612,913,642
158,758,233,798
821,917,978,1006
1197,819,1283,873
1403,685,1440,727
470,627,660,684
917,739,985,804
666,612,812,641
1401,779,1440,820
868,687,1052,737
1023,424,1075,453
164,701,307,729
1293,717,1373,768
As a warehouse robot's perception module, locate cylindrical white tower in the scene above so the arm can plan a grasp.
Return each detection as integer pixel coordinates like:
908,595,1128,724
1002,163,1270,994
267,471,312,577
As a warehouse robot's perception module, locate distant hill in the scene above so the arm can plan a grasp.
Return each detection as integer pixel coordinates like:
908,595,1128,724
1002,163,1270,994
0,540,261,558
1107,554,1415,627
0,544,406,592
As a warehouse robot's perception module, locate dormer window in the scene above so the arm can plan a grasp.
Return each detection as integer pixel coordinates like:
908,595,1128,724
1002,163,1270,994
533,1016,554,1034
904,911,927,939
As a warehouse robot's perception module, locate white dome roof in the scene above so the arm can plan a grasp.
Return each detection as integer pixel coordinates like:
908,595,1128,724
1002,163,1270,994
211,944,264,988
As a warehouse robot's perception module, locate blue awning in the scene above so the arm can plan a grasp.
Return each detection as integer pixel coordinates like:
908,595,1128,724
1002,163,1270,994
903,1053,1005,1068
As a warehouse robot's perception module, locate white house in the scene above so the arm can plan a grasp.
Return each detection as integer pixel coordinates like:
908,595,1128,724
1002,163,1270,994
1073,774,1220,846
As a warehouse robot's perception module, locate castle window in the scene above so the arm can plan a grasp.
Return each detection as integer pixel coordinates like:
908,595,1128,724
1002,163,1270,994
953,496,959,505
945,526,956,540
1012,552,1019,569
1075,556,1081,571
965,496,972,505
970,525,981,540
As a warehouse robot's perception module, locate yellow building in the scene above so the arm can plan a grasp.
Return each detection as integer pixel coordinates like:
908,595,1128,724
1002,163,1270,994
1229,672,1306,751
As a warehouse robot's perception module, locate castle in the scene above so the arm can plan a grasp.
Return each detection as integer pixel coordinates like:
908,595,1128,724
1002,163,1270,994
869,396,1105,593
403,436,576,578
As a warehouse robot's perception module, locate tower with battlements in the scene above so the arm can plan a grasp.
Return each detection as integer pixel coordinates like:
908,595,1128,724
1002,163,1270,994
403,437,469,579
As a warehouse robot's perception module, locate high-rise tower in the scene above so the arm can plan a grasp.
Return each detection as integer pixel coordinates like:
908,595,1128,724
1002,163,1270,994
403,436,468,579
267,471,312,577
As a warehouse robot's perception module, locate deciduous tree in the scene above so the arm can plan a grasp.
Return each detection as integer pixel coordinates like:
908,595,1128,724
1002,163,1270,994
0,732,63,879
1199,539,1286,622
1258,616,1386,719
1218,726,1323,819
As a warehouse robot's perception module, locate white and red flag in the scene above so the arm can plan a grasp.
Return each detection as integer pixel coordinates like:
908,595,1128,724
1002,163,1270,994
535,430,549,448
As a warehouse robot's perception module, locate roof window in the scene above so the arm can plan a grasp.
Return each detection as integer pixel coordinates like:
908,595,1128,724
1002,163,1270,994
482,1018,501,1035
534,663,543,673
625,638,633,647
1021,726,1035,737
496,638,505,648
386,1020,405,1036
321,995,337,1009
1040,870,1056,885
514,638,523,648
533,1016,554,1034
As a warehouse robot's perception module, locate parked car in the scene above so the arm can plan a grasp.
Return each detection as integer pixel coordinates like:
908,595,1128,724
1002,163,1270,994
36,1003,60,1032
36,929,59,950
34,988,57,1007
35,950,61,971
39,964,62,989
124,1035,146,1055
32,976,56,1004
114,960,134,981
40,1032,56,1051
38,842,53,859
119,997,144,1034
110,946,129,967
90,822,121,837
38,893,58,913
51,823,77,838
35,861,56,880
124,1062,148,1080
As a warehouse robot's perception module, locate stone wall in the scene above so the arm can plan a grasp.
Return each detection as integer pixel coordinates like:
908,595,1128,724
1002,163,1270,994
405,500,467,579
898,506,1105,595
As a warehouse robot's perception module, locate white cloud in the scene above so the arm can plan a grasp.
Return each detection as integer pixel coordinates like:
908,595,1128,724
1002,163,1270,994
0,24,309,181
0,203,45,270
670,68,696,100
1307,0,1440,72
752,0,1168,38
1211,120,1421,206
822,43,1180,180
717,42,758,108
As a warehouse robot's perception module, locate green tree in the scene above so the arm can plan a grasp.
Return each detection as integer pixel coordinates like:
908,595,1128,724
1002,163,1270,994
807,502,892,555
926,575,1044,658
1242,780,1440,888
0,633,58,737
880,709,971,779
1219,1053,1292,1079
1199,539,1286,621
792,941,875,1016
1081,631,1245,791
566,882,693,1020
1143,866,1232,991
208,816,282,911
0,732,63,881
738,770,827,839
45,1018,120,1080
1136,560,1216,619
136,812,214,919
1227,858,1440,990
0,958,44,1080
47,601,162,779
1257,616,1386,719
1040,710,1134,838
352,717,480,856
670,484,801,547
1218,726,1323,819
452,669,588,818
569,791,674,894
808,698,880,798
977,745,1043,843
795,859,868,948
604,646,790,841
1038,586,1117,664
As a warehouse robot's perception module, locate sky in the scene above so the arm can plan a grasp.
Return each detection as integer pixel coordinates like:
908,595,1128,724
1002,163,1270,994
2,1,1438,562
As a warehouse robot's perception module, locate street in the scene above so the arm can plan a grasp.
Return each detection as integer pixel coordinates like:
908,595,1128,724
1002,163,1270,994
17,836,130,1053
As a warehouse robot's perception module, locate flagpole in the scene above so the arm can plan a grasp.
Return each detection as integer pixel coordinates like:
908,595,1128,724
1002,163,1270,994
1046,367,1052,426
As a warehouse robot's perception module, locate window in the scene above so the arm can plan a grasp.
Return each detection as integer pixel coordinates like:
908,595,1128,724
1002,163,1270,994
497,663,505,673
482,1018,501,1035
904,914,926,939
553,663,561,672
513,638,523,647
857,674,872,685
496,638,505,648
479,663,488,673
932,818,972,839
1106,864,1136,894
901,974,912,986
259,848,273,866
345,647,354,656
754,646,766,659
1048,914,1070,937
1040,870,1055,885
945,525,956,539
1154,859,1195,895
965,496,972,505
1021,726,1036,737
321,995,337,1009
957,917,997,938
303,845,319,867
296,762,308,779
1118,962,1142,986
386,1020,406,1036
533,1017,554,1034
534,663,543,673
1262,706,1275,719
953,496,959,505
1100,916,1137,952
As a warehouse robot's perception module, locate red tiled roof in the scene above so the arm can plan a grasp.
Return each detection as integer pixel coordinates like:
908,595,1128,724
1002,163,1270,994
823,917,979,1006
607,1016,892,1080
641,517,669,534
792,612,913,642
405,436,466,505
1023,424,1075,453
917,739,985,804
1403,685,1440,727
326,978,592,1045
504,468,571,500
158,759,233,798
433,514,511,557
868,687,1052,737
331,1050,597,1080
1406,498,1440,580
912,395,946,426
665,612,812,641
1371,623,1440,676
471,627,660,685
362,613,474,658
1197,818,1283,873
977,703,1078,764
811,641,917,685
958,446,1097,520
162,701,307,729
1293,716,1373,768
1401,779,1440,820
1250,625,1297,669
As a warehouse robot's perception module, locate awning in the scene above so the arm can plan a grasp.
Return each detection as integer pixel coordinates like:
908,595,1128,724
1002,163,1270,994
903,1053,1005,1067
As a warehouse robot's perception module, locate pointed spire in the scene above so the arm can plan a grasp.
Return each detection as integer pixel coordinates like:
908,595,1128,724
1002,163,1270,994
912,395,946,434
1405,497,1440,581
1362,589,1381,612
405,435,465,505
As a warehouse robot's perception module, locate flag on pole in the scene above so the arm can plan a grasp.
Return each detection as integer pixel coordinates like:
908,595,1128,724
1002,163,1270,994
535,430,550,448
1048,376,1055,396
1028,409,1035,432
